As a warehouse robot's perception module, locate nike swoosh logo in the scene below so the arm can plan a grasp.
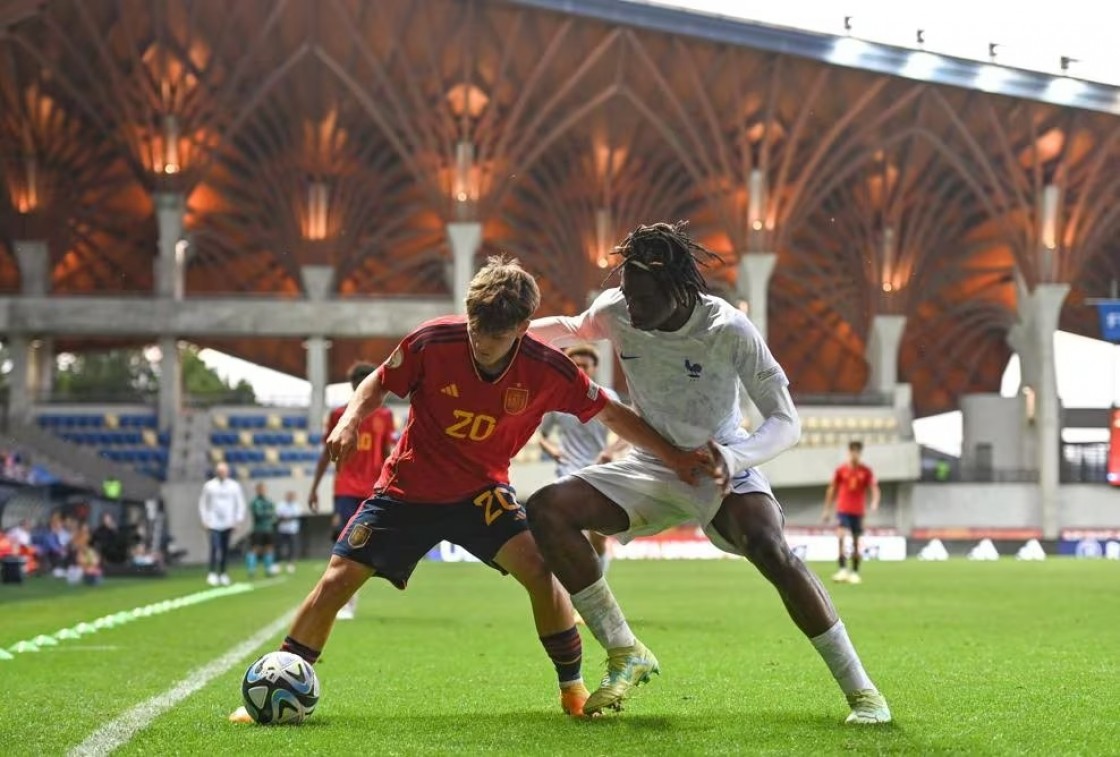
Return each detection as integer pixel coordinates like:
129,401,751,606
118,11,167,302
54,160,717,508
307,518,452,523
619,354,640,360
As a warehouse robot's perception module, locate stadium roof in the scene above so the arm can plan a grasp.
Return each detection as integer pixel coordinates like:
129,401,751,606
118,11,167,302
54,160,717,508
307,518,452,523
1,0,1118,415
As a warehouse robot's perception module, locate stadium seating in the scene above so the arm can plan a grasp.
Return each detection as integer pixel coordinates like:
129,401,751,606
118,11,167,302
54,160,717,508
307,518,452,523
797,412,903,447
36,411,169,480
207,411,324,480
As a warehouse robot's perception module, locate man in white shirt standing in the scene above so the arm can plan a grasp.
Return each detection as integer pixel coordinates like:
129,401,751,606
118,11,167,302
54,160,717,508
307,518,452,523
198,462,246,586
527,222,890,724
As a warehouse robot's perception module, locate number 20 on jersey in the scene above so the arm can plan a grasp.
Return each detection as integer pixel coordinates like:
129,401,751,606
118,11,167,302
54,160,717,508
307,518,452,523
444,410,497,441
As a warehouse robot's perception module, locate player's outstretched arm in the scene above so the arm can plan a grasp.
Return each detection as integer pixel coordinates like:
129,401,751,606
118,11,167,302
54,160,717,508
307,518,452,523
531,291,613,347
326,370,390,465
717,378,801,476
595,398,714,486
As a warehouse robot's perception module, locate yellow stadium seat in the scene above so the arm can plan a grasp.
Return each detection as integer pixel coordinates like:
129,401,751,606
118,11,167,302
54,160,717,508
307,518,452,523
213,414,228,429
209,449,224,463
859,417,873,430
804,416,820,430
239,431,253,446
294,431,308,446
265,449,280,464
142,429,157,446
104,414,119,429
267,414,282,429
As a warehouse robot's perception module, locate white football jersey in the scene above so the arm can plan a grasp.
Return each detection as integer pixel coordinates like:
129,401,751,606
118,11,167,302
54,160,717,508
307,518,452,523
532,289,789,451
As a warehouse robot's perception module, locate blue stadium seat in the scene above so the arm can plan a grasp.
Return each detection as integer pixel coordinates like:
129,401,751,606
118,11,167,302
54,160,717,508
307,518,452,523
282,416,308,429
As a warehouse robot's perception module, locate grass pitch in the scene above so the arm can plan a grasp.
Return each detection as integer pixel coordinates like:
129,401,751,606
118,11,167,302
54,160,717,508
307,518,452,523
3,559,1118,755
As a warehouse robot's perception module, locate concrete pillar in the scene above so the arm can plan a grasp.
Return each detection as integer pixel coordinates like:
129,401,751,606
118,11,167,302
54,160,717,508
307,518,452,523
154,192,186,300
737,252,777,341
1007,320,1039,391
157,336,181,433
1028,283,1069,540
867,315,907,395
447,222,482,315
6,335,32,423
305,336,329,431
300,265,334,302
13,239,49,296
894,481,915,535
29,337,54,400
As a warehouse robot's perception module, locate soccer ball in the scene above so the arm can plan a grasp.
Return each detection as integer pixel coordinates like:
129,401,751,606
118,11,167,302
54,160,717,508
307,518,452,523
241,651,320,724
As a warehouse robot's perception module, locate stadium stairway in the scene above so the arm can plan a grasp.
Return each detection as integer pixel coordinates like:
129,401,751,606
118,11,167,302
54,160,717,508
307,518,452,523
165,410,212,483
4,421,161,501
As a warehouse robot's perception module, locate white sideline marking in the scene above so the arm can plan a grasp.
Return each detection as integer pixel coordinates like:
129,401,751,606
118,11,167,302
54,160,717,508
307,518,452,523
68,609,296,757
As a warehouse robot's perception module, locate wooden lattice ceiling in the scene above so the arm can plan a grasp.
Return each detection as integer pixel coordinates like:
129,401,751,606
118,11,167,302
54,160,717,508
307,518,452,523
1,0,1118,414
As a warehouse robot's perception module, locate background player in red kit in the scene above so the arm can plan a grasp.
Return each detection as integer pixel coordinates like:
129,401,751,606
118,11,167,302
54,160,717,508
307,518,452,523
229,256,712,723
308,362,396,619
821,440,881,584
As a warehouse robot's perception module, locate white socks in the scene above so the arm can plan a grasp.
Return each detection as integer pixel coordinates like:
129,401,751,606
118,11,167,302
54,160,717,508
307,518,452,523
810,620,875,694
571,577,636,650
598,552,611,576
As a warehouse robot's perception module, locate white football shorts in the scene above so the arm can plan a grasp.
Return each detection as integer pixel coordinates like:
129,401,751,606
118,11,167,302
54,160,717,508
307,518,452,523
571,450,774,556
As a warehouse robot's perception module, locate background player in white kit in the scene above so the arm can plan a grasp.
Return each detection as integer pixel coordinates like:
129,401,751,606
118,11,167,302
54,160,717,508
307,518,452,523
538,344,630,575
527,222,891,723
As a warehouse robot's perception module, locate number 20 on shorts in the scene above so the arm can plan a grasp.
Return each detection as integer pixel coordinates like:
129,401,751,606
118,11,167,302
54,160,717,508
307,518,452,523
473,486,519,525
444,410,497,441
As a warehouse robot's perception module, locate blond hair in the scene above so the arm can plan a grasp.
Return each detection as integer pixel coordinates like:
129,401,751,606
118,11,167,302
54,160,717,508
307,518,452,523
465,255,541,334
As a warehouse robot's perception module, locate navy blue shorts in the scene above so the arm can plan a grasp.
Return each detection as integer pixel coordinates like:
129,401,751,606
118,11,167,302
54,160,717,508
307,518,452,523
838,513,864,536
332,485,528,590
333,496,365,540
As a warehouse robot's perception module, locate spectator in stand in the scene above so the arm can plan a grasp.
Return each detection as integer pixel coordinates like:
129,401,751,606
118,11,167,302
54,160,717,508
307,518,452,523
275,490,301,574
72,524,103,586
37,512,70,576
6,518,32,549
198,462,246,587
92,513,125,564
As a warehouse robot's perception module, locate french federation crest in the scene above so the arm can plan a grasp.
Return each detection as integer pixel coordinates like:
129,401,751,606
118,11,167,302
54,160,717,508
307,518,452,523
503,387,530,415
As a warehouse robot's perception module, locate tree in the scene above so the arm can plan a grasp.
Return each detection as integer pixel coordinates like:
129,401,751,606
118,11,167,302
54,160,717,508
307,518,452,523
53,345,257,404
54,349,158,401
181,346,257,404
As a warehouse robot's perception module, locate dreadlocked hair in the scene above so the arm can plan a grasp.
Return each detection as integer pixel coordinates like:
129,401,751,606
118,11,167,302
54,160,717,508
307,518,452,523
611,221,723,307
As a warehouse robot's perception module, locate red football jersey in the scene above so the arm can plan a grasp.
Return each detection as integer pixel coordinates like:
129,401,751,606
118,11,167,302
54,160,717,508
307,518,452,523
328,405,395,498
374,317,608,503
833,463,876,516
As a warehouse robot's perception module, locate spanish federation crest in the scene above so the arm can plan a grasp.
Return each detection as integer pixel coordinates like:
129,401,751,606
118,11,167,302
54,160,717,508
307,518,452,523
347,523,372,548
503,387,530,415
